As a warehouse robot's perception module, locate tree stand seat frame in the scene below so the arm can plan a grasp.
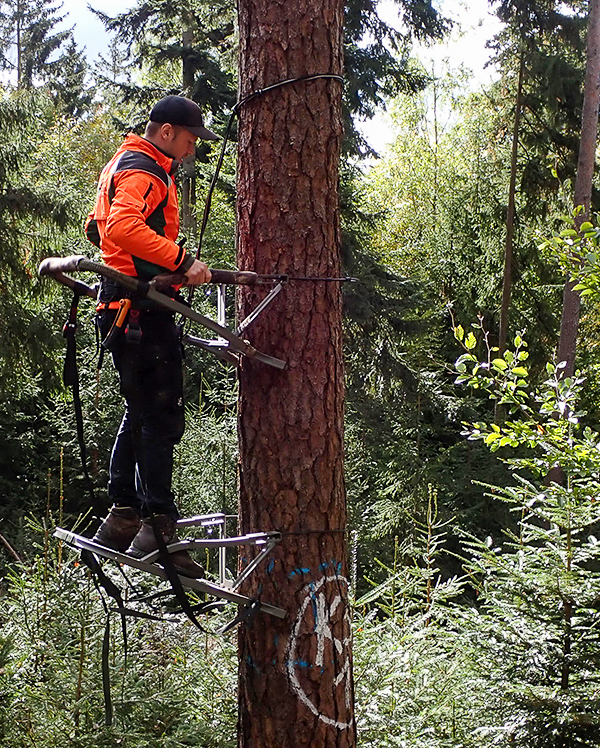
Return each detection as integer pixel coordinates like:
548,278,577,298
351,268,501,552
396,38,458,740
38,254,287,369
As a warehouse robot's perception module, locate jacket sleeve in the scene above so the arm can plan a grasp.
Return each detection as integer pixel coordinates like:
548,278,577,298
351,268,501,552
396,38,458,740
104,170,187,271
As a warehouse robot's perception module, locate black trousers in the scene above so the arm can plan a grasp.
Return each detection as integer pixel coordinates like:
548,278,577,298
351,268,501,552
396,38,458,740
98,290,185,519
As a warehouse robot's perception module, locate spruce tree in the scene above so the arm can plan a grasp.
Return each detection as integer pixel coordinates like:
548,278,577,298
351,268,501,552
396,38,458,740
49,35,93,118
454,324,600,746
90,0,236,116
0,92,73,391
0,0,71,88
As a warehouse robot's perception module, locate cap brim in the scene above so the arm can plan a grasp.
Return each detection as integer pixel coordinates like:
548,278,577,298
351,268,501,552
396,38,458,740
184,124,220,140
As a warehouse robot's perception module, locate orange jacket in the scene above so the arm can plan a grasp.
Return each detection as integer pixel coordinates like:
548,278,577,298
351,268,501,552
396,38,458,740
85,133,193,279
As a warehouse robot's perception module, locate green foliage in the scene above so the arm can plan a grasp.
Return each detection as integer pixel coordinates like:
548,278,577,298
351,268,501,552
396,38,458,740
452,327,600,746
354,607,476,747
0,0,71,88
0,90,78,393
343,0,449,155
351,318,600,747
541,211,600,302
489,0,588,215
344,146,515,568
91,0,236,127
0,518,238,747
175,398,238,520
365,72,563,355
353,493,476,747
49,36,94,118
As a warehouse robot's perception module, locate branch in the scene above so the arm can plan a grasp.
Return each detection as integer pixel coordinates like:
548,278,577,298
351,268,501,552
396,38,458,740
0,531,22,563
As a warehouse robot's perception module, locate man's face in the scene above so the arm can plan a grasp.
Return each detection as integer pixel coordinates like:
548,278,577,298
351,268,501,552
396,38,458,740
164,125,198,161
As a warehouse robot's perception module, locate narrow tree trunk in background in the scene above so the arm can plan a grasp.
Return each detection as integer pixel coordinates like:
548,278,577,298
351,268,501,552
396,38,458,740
181,18,197,237
431,66,439,219
236,0,355,745
16,11,21,88
556,0,600,376
498,50,524,355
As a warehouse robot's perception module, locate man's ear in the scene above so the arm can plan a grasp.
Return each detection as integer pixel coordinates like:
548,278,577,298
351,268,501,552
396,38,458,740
160,122,174,139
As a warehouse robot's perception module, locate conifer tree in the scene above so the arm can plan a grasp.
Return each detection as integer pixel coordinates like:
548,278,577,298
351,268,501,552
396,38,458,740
0,0,71,88
49,35,93,118
91,0,236,117
454,325,600,746
489,0,588,350
0,92,73,391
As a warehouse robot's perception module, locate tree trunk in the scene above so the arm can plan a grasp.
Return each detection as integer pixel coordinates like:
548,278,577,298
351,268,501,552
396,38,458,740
236,0,354,746
181,17,197,237
556,0,600,376
16,8,21,89
498,50,524,355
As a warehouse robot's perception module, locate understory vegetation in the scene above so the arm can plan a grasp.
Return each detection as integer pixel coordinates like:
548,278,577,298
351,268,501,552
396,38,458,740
2,0,600,746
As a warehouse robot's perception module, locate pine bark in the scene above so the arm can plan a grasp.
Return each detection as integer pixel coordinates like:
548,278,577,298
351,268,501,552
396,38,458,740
235,0,354,745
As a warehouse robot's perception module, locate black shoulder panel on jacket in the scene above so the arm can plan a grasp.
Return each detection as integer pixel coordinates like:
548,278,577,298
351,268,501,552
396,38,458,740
114,151,170,187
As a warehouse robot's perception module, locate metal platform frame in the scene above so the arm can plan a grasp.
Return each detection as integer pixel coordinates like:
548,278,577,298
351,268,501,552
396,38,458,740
54,512,286,621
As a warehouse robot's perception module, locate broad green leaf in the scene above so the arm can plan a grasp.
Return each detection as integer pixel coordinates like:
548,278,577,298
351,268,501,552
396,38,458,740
465,332,477,350
512,367,528,377
485,433,502,445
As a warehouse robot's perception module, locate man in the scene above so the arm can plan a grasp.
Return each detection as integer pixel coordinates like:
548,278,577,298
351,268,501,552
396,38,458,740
86,96,219,577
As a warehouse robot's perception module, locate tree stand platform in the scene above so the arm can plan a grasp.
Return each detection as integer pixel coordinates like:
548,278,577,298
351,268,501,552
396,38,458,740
54,513,286,628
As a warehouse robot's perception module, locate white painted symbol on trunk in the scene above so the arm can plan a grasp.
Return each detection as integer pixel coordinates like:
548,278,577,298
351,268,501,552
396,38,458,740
286,573,353,730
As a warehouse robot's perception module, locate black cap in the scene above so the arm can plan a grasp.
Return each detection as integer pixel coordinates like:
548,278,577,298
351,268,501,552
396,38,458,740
149,95,219,140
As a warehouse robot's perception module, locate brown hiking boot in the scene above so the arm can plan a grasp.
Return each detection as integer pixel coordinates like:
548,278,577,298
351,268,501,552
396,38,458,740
126,514,205,579
92,506,142,553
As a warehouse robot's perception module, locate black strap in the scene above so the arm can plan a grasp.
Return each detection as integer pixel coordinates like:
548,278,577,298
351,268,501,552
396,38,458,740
81,549,125,727
81,548,173,726
149,514,207,632
101,613,113,726
63,292,102,519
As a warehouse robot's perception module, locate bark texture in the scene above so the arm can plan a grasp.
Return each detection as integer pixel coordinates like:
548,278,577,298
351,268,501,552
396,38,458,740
236,0,354,745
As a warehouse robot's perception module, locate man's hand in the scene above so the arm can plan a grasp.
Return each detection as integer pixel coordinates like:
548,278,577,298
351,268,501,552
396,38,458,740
183,259,212,284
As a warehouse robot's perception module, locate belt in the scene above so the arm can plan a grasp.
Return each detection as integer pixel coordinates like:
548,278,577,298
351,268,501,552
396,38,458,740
97,299,176,314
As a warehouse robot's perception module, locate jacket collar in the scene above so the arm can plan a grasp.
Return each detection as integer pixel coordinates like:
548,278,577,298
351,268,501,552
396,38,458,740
120,133,179,176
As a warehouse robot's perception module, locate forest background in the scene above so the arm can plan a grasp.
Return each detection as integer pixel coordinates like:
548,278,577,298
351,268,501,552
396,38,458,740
1,0,600,746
